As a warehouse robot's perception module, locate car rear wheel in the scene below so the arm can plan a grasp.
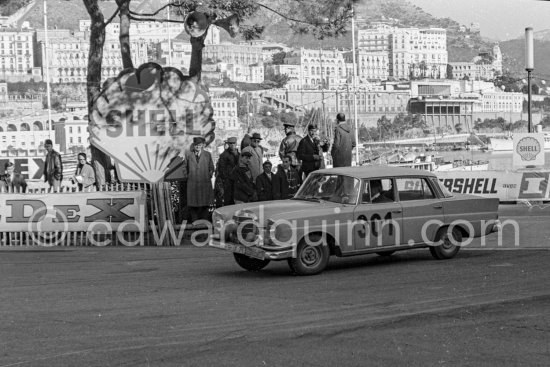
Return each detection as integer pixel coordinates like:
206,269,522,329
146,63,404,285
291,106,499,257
430,226,461,260
233,253,270,271
376,251,395,257
288,236,330,276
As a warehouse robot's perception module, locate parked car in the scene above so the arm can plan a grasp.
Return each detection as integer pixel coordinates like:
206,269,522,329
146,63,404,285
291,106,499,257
209,166,500,276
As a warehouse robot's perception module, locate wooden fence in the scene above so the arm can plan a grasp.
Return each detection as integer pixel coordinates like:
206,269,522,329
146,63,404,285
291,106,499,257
0,181,179,247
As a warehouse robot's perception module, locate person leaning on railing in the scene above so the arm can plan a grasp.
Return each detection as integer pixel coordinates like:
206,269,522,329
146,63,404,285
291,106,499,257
0,161,27,193
73,153,96,192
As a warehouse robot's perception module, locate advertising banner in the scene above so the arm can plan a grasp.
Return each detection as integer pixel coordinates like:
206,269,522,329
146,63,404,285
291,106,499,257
0,191,147,232
513,133,545,168
0,156,45,180
89,63,215,183
437,170,550,202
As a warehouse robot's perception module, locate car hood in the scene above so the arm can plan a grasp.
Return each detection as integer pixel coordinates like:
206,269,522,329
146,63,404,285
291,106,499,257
215,199,343,225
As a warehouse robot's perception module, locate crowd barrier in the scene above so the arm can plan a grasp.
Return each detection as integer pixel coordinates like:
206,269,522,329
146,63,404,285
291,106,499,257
436,170,550,203
0,182,175,247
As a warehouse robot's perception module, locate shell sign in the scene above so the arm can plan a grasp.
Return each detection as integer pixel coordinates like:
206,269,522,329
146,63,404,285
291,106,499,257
89,63,215,183
513,133,545,168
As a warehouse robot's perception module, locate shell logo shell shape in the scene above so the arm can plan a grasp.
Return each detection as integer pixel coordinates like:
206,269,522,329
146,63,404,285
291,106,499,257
89,63,215,183
516,136,541,161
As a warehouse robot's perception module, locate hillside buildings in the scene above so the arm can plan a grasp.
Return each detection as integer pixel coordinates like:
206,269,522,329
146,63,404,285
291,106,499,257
447,44,503,81
0,27,37,82
357,24,448,81
37,34,148,83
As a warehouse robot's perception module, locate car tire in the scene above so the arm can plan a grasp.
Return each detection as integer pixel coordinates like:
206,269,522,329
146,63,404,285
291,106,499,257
430,226,462,260
287,236,330,276
233,253,270,271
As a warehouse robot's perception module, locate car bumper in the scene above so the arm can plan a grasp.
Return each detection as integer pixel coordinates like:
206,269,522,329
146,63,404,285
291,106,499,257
209,235,294,260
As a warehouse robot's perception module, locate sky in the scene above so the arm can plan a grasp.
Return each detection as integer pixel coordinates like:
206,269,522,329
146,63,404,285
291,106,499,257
406,0,550,41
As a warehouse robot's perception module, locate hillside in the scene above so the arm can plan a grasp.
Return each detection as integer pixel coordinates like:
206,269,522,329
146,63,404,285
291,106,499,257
11,0,496,67
500,38,550,79
221,0,492,62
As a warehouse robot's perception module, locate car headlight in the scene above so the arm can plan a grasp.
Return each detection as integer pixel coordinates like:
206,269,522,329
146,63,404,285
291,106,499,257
267,219,293,244
234,209,259,222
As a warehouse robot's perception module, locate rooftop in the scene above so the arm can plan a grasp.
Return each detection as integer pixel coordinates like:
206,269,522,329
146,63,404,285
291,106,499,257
316,165,436,179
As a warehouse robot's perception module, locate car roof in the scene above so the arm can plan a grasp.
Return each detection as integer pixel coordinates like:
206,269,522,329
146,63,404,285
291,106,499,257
315,165,437,179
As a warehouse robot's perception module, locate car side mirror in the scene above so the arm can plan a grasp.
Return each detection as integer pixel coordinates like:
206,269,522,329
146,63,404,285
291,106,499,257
341,196,350,205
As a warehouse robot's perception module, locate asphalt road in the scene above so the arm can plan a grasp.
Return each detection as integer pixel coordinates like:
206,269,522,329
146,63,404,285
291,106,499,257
1,204,550,366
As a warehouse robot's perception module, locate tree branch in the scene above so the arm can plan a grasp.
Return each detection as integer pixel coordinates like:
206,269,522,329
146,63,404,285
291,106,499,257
129,1,192,17
103,7,121,28
129,15,184,23
116,0,133,69
254,2,330,26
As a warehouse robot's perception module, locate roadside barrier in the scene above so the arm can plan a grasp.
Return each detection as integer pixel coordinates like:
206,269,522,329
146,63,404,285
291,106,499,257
0,182,178,247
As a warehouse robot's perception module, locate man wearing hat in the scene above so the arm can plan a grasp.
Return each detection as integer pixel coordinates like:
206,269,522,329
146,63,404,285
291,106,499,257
241,132,264,182
182,136,215,222
0,161,27,193
230,151,257,203
297,125,323,178
216,136,239,206
331,112,356,167
278,122,302,170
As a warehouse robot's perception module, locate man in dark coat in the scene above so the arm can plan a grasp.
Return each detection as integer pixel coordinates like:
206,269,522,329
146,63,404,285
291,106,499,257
216,136,239,206
331,113,356,167
0,161,27,193
255,161,282,201
183,137,215,222
275,155,302,199
278,122,302,169
241,132,264,182
43,139,63,191
297,124,323,179
230,151,256,204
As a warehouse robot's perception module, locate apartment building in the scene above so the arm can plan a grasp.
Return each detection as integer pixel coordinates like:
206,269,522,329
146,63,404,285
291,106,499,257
0,28,35,82
357,25,448,80
37,35,148,83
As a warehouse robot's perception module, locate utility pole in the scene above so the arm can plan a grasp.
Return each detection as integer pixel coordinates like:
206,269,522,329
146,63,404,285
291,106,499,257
43,0,53,141
525,27,534,133
166,0,172,66
351,7,360,164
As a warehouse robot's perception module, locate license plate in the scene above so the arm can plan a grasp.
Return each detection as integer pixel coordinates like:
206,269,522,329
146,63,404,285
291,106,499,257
210,240,265,260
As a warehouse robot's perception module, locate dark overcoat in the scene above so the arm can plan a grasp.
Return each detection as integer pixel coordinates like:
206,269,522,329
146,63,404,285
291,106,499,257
183,149,214,207
297,136,320,176
256,172,282,201
275,165,302,199
231,165,256,203
331,122,356,168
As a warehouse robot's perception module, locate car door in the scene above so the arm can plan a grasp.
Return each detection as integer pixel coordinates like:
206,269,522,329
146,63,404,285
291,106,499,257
353,178,403,251
396,177,445,245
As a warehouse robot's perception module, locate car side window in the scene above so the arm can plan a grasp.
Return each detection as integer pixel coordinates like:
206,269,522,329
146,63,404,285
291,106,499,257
397,178,437,201
365,179,394,203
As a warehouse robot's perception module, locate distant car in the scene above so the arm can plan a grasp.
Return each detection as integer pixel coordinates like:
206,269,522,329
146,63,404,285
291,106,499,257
209,166,500,276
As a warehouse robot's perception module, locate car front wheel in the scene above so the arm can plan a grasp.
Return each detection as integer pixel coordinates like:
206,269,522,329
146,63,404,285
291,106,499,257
233,253,270,271
430,226,462,260
288,236,330,276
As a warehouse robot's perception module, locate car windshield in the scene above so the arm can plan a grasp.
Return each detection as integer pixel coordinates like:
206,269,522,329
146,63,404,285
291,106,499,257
294,173,360,204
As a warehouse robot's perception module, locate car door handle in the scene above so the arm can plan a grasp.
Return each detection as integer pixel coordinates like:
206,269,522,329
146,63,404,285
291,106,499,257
433,204,443,209
392,209,402,214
